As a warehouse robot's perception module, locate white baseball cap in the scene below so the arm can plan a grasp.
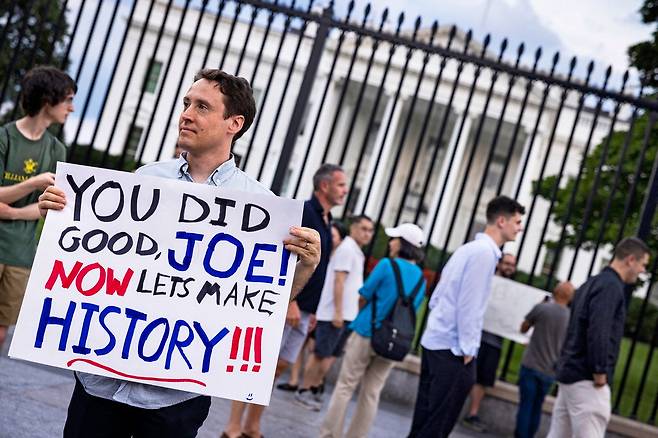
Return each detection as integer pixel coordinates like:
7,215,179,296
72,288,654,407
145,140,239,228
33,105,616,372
384,223,425,248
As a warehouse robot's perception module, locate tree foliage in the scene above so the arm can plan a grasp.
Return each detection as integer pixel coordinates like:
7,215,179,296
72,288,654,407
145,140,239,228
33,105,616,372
535,113,658,253
629,0,658,87
0,1,69,111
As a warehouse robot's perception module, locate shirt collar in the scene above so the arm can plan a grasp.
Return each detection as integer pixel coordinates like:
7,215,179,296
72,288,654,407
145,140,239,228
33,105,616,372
310,194,333,223
475,232,502,259
177,152,237,186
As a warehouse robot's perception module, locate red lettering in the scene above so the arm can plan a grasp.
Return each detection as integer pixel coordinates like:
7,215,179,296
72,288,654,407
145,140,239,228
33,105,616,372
45,260,83,291
106,268,134,296
75,263,106,296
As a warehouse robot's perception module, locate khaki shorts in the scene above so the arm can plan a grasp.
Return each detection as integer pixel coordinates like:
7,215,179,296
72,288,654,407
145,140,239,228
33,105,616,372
0,264,30,326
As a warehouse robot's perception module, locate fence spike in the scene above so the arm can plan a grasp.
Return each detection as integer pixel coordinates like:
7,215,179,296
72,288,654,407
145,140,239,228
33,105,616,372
364,2,371,17
381,7,388,22
482,33,491,48
347,0,354,12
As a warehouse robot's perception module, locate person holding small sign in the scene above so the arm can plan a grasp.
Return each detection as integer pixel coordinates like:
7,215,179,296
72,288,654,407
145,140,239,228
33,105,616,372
0,66,76,350
408,196,525,438
38,70,321,438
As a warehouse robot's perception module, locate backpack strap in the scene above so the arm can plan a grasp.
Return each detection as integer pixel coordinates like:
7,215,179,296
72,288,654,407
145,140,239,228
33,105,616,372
389,258,405,300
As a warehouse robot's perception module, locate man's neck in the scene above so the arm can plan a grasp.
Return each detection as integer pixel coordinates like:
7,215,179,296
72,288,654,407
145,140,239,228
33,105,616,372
314,192,332,215
608,260,628,283
484,226,504,247
15,115,52,141
186,150,231,183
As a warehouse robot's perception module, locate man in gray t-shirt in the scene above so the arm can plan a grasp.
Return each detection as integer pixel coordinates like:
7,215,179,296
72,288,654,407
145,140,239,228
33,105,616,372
515,281,574,438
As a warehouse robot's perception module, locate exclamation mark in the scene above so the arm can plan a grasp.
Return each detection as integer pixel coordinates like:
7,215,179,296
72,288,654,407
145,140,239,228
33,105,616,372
226,327,242,372
241,327,253,372
278,248,291,286
252,327,263,372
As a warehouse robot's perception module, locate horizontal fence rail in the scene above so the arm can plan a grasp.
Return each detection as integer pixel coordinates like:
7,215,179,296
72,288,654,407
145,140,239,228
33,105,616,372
1,0,658,424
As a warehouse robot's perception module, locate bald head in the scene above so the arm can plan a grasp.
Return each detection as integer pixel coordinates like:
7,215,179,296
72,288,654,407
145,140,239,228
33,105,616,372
553,281,575,305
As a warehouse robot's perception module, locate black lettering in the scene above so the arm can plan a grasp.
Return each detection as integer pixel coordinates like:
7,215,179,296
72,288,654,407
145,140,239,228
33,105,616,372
258,290,280,316
153,273,169,296
223,283,239,306
81,229,109,254
196,281,221,305
210,197,236,226
91,181,124,222
67,174,95,222
136,270,152,294
241,203,270,232
58,226,81,252
131,185,160,221
241,285,260,310
107,232,133,255
136,233,158,256
179,193,210,223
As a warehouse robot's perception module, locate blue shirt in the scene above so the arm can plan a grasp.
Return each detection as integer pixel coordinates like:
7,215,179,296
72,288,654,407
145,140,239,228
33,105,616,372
420,233,502,357
77,154,271,409
295,195,332,313
350,258,426,338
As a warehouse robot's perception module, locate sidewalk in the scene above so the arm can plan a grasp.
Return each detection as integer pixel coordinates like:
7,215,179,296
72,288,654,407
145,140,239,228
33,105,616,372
0,333,500,438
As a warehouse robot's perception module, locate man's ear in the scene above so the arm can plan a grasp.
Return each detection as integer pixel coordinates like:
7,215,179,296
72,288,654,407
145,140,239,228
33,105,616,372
227,115,245,136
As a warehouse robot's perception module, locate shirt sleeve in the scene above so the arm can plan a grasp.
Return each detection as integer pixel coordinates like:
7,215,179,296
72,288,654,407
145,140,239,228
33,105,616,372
359,258,389,300
525,303,542,325
413,276,426,312
456,252,494,357
332,242,353,273
586,280,622,375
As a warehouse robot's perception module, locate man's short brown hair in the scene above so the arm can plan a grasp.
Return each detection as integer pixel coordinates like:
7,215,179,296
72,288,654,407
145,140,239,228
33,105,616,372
193,69,256,142
613,237,650,261
20,66,77,117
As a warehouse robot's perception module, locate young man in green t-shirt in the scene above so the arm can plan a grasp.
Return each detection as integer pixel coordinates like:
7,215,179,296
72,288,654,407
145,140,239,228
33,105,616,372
0,66,76,348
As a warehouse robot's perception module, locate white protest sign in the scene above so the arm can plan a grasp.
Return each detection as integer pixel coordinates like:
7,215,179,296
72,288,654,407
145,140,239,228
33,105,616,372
482,276,550,344
9,163,303,405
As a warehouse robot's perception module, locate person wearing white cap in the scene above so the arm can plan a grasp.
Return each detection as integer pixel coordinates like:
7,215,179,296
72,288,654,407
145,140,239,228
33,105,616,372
408,196,525,438
320,223,426,438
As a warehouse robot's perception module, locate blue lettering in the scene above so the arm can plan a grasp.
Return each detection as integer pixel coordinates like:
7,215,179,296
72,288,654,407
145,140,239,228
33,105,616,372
193,322,229,373
168,231,203,271
121,308,147,359
137,318,169,362
35,297,76,351
165,320,194,370
245,243,276,284
95,305,121,356
203,233,244,278
72,302,100,354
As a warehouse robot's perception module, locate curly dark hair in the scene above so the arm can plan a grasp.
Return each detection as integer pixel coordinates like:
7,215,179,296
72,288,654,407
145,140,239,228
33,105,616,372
193,69,256,142
20,66,77,117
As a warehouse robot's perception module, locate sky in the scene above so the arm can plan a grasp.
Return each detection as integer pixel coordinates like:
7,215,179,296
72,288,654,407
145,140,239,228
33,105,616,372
61,0,655,143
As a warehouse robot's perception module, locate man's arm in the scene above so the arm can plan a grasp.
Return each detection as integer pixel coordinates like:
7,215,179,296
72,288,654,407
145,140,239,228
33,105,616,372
586,282,620,386
520,303,541,333
332,271,348,328
0,202,42,220
456,254,491,362
0,172,55,205
284,226,321,301
520,320,532,334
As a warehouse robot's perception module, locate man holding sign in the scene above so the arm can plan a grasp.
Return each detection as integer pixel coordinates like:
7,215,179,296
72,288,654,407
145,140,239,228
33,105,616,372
37,70,321,438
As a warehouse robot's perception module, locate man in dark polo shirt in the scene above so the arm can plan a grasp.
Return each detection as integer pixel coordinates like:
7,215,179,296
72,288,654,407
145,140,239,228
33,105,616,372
223,164,347,438
547,237,650,438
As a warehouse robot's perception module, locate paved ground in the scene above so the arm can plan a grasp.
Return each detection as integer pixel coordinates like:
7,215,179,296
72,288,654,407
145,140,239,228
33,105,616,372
0,329,500,438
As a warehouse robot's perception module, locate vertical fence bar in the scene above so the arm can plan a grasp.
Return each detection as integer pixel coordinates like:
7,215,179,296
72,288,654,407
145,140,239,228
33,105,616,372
255,1,317,181
270,4,331,194
234,6,260,75
463,40,518,241
219,1,243,70
200,0,226,68
59,0,85,71
44,0,70,64
356,12,407,213
100,0,158,166
496,47,541,196
500,52,563,381
84,0,141,163
136,0,193,165
545,66,612,284
391,21,439,226
153,0,211,163
435,35,494,264
67,0,122,159
292,1,368,199
612,112,658,412
566,71,627,281
114,0,175,169
363,17,423,259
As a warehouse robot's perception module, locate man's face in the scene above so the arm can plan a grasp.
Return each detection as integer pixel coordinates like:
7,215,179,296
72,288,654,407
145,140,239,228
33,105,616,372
496,254,516,278
499,212,524,243
351,219,375,247
626,253,650,284
177,79,243,155
45,92,75,124
321,170,348,207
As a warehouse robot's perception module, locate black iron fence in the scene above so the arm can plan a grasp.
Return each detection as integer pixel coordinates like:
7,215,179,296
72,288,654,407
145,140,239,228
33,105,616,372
2,0,658,424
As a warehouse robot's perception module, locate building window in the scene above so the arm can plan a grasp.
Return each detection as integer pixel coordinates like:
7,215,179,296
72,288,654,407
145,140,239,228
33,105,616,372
144,60,163,93
124,125,143,162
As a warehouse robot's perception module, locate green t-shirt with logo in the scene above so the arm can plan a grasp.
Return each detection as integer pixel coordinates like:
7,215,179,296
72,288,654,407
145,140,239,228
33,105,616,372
0,122,67,267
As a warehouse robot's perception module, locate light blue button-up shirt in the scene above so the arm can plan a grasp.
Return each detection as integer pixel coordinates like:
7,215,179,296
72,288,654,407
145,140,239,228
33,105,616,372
77,153,271,409
420,233,502,357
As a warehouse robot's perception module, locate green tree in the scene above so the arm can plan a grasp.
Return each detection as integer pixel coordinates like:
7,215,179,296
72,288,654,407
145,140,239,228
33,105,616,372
629,0,658,87
1,1,70,114
535,113,658,254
